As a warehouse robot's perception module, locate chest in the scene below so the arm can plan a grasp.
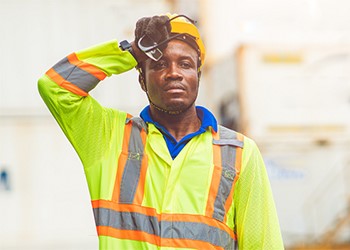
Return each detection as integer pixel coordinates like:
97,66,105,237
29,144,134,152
143,133,214,214
113,122,243,221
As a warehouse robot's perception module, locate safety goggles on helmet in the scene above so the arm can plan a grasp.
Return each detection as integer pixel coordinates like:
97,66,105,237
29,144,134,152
138,14,206,68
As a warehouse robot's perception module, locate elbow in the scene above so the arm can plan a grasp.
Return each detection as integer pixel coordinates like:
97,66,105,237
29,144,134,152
37,76,46,97
37,74,52,101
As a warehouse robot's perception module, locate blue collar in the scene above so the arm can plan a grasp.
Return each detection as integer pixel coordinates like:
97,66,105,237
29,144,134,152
139,105,217,159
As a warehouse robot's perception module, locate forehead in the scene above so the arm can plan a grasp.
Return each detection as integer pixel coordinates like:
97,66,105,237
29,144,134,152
163,39,198,57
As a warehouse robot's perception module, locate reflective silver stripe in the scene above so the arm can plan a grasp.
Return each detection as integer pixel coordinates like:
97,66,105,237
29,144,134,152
93,207,235,249
52,56,100,92
161,220,234,249
119,119,146,203
126,117,148,133
94,208,159,235
213,126,243,222
212,138,244,148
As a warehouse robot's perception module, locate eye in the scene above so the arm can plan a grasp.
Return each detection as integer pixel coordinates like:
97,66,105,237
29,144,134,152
179,60,194,69
152,60,167,70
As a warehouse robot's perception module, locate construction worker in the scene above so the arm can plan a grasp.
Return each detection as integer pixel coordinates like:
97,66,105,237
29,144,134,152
38,13,284,249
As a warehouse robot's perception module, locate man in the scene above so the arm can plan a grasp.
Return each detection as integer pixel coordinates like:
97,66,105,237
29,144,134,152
38,13,284,249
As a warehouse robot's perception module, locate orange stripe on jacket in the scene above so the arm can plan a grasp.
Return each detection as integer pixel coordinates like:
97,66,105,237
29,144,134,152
97,226,161,247
67,53,107,81
112,115,133,202
97,226,224,250
45,68,88,96
133,129,148,205
91,200,236,240
205,130,222,217
92,200,159,217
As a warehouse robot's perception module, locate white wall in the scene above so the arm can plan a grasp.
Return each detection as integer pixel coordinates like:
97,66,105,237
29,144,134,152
203,0,350,61
0,116,97,249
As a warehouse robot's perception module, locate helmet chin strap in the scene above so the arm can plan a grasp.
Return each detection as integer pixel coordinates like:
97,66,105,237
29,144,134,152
149,98,184,115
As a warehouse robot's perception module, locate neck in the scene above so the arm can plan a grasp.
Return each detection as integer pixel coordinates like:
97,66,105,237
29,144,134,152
149,105,201,142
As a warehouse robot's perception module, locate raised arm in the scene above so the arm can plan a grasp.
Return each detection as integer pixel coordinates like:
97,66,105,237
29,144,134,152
38,40,137,168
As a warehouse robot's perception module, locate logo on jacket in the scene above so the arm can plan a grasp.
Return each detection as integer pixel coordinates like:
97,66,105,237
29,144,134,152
223,169,235,181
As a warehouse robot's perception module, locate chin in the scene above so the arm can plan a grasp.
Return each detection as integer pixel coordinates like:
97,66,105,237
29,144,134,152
165,102,193,112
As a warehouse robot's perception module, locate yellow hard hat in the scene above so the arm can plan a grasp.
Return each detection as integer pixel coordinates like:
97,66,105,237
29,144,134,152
166,13,206,68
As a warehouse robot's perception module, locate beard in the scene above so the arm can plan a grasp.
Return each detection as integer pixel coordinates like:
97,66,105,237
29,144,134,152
148,96,197,115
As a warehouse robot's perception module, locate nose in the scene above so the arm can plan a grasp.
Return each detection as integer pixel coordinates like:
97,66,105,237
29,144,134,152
165,63,183,81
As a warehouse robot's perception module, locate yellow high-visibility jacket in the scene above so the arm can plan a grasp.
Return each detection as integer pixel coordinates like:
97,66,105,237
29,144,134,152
38,40,284,250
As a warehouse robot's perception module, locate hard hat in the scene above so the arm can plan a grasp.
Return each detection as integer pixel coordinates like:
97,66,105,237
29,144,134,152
166,13,206,68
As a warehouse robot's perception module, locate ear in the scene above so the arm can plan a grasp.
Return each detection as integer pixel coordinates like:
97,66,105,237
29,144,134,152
138,74,147,92
197,70,202,81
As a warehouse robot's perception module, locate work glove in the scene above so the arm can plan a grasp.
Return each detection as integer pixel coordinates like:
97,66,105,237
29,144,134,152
134,15,171,51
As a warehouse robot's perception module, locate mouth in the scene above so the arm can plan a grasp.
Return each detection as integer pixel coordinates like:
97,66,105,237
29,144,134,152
164,82,186,92
166,88,186,95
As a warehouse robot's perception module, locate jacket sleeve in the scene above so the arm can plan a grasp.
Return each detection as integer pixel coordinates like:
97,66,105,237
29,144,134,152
233,137,284,249
38,40,137,170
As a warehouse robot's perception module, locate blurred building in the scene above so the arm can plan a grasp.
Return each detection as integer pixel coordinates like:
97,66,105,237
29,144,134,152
0,0,349,249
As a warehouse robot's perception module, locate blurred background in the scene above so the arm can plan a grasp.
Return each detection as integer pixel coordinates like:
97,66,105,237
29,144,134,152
0,0,349,249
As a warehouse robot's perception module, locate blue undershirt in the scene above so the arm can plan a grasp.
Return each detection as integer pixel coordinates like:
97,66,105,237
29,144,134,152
140,105,218,159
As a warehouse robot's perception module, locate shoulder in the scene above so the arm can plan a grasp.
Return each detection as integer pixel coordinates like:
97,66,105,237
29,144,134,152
240,135,266,177
217,125,264,171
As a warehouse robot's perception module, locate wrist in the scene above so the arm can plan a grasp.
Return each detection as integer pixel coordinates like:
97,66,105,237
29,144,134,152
119,39,148,64
119,40,136,58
